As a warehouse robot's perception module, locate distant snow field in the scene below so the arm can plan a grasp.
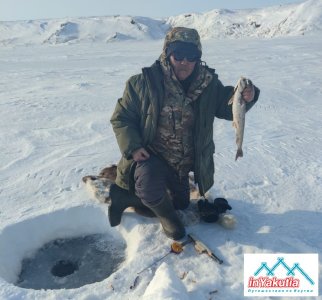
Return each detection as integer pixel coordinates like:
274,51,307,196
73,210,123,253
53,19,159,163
1,0,322,299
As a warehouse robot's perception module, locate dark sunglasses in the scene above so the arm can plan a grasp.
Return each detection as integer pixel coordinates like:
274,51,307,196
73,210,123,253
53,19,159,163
172,51,200,62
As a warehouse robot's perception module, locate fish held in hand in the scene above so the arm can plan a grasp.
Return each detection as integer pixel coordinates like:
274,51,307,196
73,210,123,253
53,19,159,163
229,77,252,161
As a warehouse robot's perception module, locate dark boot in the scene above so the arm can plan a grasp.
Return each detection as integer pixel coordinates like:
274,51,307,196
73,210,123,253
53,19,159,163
109,184,154,226
146,194,185,240
134,207,156,218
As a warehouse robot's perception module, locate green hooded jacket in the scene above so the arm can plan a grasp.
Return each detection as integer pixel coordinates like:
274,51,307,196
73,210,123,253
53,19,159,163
110,60,260,196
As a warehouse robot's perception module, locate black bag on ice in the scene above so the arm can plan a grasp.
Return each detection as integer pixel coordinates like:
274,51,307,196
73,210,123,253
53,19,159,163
197,198,232,223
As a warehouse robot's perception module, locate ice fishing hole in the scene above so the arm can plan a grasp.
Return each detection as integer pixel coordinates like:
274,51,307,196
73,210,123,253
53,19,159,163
17,234,126,290
0,206,127,290
51,260,79,277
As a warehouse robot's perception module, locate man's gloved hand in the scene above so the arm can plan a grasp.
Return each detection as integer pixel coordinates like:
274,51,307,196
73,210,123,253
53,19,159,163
198,198,232,223
132,147,150,162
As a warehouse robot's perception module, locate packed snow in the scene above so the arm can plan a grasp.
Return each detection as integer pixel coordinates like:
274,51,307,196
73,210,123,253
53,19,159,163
1,0,322,299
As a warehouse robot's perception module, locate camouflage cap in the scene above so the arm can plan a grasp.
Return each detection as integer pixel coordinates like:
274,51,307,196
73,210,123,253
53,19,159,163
163,27,202,55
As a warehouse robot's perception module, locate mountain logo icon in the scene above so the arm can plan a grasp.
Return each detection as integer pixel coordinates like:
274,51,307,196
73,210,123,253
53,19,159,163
253,257,314,285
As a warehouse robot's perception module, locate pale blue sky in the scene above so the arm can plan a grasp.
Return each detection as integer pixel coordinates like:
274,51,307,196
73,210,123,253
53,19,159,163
0,0,304,21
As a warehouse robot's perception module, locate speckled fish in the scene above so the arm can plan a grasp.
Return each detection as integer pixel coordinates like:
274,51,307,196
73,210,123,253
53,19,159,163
229,77,251,161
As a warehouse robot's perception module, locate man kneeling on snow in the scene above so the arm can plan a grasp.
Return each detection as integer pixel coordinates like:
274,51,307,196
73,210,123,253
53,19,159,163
109,27,260,240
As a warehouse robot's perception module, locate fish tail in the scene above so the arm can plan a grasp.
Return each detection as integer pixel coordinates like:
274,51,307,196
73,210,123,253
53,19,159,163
235,148,243,161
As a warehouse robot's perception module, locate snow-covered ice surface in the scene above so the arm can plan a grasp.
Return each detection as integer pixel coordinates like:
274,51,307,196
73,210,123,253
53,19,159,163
1,34,321,300
1,2,322,299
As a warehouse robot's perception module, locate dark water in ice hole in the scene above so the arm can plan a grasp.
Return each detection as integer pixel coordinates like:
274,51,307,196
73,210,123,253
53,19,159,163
16,234,126,290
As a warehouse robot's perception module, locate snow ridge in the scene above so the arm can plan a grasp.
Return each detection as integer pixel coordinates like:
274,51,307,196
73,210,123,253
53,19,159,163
0,0,321,46
168,0,322,39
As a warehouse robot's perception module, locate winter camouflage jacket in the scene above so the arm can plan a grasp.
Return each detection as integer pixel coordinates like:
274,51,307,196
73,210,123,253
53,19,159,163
110,60,260,196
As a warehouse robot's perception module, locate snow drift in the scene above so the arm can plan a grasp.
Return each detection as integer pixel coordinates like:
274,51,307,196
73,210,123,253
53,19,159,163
168,0,322,39
0,0,322,46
